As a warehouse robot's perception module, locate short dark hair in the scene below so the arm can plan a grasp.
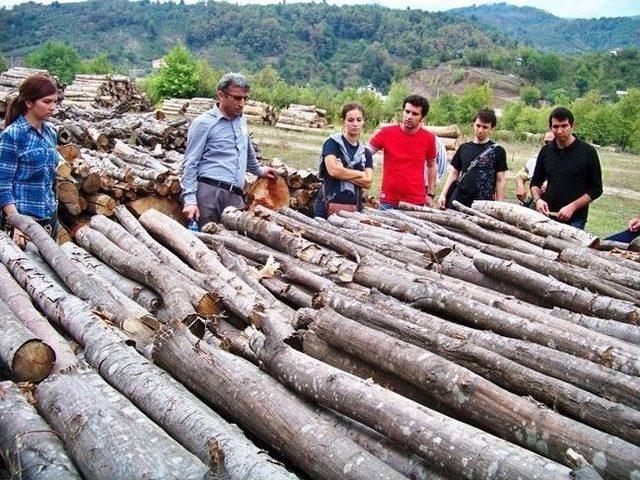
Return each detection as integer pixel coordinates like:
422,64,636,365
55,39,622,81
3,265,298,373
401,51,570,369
474,108,497,128
402,94,429,117
548,107,574,127
341,102,364,120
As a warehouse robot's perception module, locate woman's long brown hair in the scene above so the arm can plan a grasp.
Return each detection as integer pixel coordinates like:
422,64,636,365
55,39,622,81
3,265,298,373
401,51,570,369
3,74,58,129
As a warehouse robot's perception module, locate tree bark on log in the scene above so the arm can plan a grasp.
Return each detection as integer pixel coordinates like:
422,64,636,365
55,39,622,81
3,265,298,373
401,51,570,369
82,325,297,479
354,256,640,378
60,241,161,313
397,204,556,259
471,201,599,247
314,293,640,446
482,244,640,304
74,226,206,331
4,217,155,341
304,307,640,479
551,307,640,346
365,289,640,412
473,251,640,324
0,299,55,383
220,207,356,282
0,262,76,373
152,320,408,480
254,325,572,480
0,380,82,479
138,209,295,340
35,369,209,480
558,247,640,290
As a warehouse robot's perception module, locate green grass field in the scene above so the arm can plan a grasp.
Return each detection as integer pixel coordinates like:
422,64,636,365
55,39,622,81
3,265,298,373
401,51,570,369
250,124,640,238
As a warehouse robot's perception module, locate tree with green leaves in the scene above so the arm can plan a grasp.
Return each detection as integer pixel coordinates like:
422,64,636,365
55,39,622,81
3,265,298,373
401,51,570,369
25,42,81,84
144,44,200,103
80,54,115,75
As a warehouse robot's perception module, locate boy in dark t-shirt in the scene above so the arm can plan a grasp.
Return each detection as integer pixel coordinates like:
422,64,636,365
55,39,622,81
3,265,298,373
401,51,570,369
438,109,507,209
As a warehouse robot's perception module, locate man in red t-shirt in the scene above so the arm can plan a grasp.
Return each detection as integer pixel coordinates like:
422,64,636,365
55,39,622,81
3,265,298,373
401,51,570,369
367,95,437,208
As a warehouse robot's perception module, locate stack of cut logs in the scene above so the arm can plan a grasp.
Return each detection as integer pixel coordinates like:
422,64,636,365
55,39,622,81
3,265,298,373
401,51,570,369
426,124,464,158
276,104,328,131
0,200,639,479
53,108,189,152
161,97,278,125
63,74,151,112
0,67,64,117
56,139,183,226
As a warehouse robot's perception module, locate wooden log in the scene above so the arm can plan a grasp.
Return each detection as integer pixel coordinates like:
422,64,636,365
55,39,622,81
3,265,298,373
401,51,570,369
245,176,290,210
482,244,640,304
306,306,640,478
74,226,204,330
365,289,640,411
354,256,640,378
79,322,296,478
0,299,55,382
60,242,161,314
0,263,76,373
3,217,154,344
0,381,82,479
471,201,599,247
137,208,295,340
35,369,208,480
220,207,356,282
254,323,572,480
397,203,556,259
316,292,640,447
425,124,462,138
551,307,640,346
85,193,116,216
57,143,81,163
473,251,640,324
153,320,408,480
558,247,640,291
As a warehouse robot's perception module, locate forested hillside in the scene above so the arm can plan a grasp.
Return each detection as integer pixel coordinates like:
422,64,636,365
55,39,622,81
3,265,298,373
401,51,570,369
452,2,640,53
0,0,518,89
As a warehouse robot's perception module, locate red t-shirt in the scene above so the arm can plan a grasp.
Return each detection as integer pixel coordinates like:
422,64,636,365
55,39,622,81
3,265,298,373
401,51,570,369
369,125,437,206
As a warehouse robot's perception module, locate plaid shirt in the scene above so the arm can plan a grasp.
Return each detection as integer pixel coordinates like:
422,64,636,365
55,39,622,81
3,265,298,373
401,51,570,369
0,115,58,220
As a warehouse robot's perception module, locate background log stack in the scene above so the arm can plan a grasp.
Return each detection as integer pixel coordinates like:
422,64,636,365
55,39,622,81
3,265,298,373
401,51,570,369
276,104,329,131
63,74,151,112
184,97,216,118
426,124,464,159
159,98,189,118
0,67,64,117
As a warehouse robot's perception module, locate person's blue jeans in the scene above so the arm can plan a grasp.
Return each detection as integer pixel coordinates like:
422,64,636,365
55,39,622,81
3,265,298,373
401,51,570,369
568,218,586,230
605,229,640,243
378,202,397,211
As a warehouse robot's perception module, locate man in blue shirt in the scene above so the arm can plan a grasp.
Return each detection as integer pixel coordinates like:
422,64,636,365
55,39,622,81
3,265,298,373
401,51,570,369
181,72,275,226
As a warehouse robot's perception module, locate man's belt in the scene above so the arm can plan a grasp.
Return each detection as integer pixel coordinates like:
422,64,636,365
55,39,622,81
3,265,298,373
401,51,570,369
197,177,244,195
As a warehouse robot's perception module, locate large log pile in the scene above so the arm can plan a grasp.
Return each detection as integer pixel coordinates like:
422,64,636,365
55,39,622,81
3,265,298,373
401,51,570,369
0,198,638,479
161,96,278,125
0,67,64,117
426,124,464,157
276,104,328,131
63,74,151,112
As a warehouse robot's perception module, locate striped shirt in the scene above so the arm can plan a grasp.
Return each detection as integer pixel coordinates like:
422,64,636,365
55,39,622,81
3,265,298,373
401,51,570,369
0,115,58,220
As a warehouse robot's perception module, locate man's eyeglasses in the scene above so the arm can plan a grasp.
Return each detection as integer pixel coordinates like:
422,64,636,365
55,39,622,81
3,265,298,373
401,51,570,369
223,91,249,101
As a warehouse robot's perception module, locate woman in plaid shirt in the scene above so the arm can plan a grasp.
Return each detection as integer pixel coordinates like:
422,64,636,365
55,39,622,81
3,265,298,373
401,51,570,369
0,74,59,248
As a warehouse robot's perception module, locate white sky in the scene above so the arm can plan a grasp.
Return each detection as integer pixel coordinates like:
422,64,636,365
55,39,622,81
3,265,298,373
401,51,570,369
0,0,639,18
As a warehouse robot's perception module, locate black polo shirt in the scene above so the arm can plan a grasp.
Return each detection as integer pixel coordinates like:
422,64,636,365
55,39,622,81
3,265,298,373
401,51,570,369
531,136,603,224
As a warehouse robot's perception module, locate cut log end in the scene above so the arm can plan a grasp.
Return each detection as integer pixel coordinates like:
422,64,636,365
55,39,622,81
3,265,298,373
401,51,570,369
13,339,56,382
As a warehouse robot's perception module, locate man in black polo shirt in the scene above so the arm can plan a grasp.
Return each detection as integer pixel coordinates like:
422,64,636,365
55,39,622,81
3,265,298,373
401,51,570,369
530,107,602,230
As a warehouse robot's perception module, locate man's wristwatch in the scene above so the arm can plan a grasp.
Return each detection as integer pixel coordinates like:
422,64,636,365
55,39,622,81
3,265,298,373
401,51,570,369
427,193,435,199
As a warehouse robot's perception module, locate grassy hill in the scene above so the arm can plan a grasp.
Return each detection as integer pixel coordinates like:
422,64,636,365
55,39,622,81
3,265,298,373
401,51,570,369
451,2,640,53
